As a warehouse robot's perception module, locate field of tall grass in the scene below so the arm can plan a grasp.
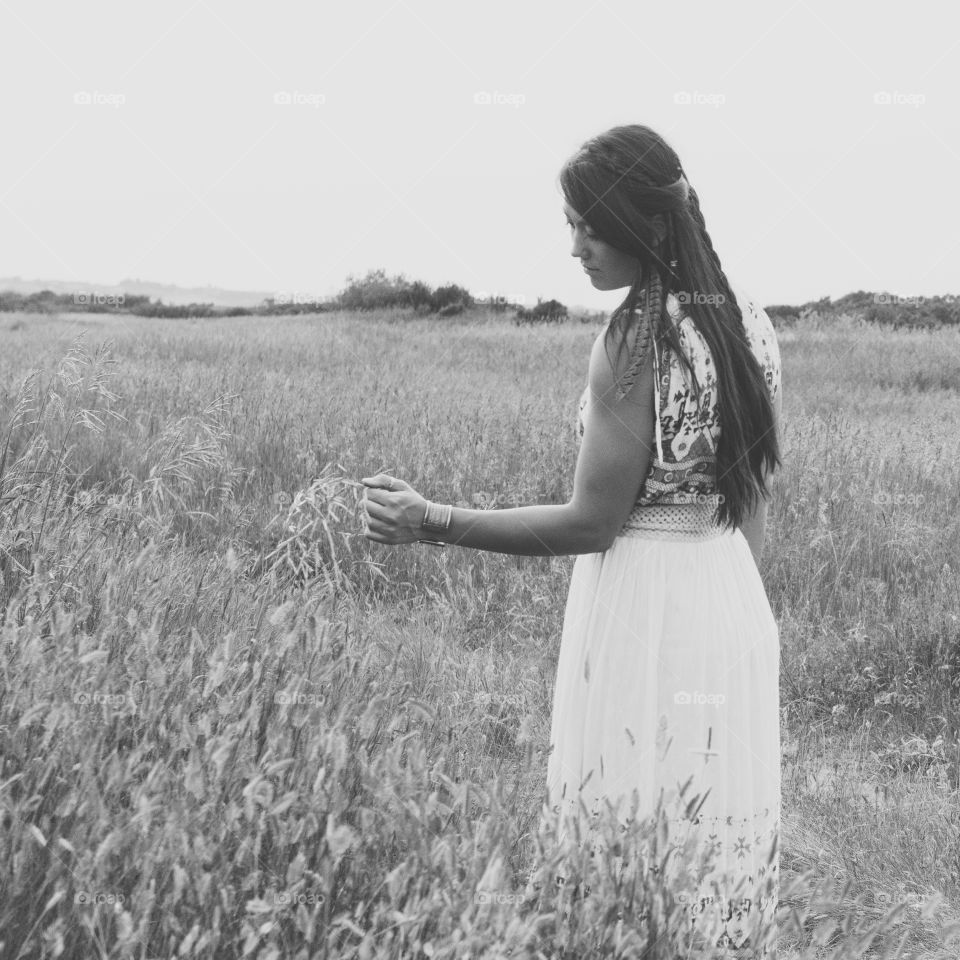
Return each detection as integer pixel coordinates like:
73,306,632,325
1,306,959,958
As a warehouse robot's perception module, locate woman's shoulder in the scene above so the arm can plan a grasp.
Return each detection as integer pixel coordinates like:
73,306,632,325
728,280,780,354
727,281,781,400
728,280,776,334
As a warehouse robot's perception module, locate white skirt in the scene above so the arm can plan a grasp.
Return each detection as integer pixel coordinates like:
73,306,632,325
545,502,780,957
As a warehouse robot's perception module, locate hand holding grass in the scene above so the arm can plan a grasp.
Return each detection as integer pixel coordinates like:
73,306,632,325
360,473,431,545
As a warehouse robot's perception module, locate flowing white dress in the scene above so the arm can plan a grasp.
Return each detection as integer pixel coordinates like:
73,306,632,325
544,286,782,957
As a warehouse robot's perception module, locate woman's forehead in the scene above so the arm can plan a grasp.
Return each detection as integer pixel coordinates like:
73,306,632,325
562,201,584,221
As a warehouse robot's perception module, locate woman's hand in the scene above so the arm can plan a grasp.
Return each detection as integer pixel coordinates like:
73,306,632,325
360,473,430,545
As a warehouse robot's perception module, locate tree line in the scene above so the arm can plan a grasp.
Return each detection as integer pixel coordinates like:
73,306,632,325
1,273,956,329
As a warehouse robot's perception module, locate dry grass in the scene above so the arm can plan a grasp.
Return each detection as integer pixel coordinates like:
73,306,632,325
0,308,959,957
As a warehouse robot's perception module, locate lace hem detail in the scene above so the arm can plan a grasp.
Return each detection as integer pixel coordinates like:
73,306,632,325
547,804,780,958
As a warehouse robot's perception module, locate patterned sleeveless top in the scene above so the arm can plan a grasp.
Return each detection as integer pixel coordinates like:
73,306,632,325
575,285,781,507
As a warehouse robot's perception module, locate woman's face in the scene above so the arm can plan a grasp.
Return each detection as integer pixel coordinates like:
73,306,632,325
563,201,641,291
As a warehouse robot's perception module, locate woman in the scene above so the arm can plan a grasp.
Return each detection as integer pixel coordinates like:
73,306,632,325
360,123,782,957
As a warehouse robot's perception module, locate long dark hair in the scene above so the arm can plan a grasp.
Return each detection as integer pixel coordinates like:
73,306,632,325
558,124,780,530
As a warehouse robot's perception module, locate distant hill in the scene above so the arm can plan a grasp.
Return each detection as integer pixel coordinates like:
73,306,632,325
0,276,278,307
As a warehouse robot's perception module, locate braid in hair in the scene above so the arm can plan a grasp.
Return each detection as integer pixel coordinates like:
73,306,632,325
608,261,661,401
677,165,779,523
657,202,703,401
643,262,664,363
680,170,745,338
664,210,683,295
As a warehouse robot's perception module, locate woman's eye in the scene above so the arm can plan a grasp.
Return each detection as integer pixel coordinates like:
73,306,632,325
566,221,597,240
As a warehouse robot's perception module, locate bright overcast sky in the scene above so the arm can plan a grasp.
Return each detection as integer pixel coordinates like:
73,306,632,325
0,0,955,310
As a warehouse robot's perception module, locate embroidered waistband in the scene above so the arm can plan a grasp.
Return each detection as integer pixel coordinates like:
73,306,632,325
617,501,723,542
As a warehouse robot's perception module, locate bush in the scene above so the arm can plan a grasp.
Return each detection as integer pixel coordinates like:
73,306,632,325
430,284,474,312
337,268,411,311
514,298,568,326
403,280,433,310
334,272,474,315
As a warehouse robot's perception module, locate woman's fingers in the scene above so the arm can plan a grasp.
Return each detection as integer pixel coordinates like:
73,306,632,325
361,473,394,489
361,486,394,507
363,499,394,537
363,498,386,520
363,512,391,542
359,476,407,545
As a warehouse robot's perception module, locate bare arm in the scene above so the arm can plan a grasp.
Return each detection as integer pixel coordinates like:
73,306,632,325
736,383,781,566
412,330,656,556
